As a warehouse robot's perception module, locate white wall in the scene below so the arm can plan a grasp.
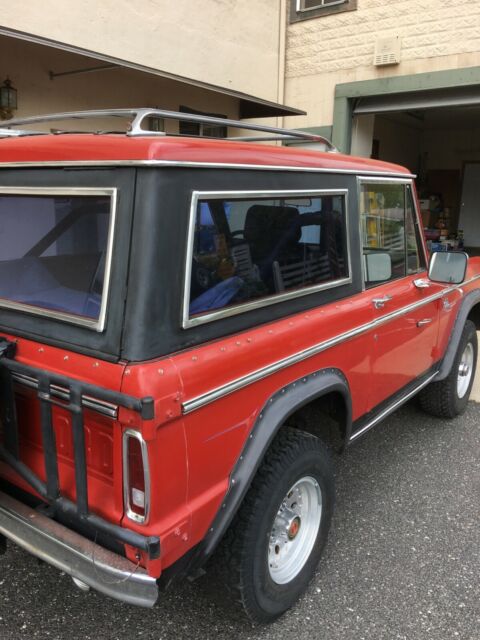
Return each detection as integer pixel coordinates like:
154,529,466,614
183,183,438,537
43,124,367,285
0,0,285,104
0,36,239,130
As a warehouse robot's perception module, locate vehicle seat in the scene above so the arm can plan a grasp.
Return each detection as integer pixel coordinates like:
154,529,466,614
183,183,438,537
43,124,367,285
244,205,302,282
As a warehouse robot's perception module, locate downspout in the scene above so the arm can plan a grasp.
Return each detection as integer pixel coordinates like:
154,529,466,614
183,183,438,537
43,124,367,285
276,0,287,137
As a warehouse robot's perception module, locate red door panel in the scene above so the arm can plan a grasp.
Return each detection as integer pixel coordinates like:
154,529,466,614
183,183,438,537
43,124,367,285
368,274,443,408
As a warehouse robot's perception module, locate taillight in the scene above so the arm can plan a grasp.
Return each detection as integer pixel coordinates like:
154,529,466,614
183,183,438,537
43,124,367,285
123,430,150,523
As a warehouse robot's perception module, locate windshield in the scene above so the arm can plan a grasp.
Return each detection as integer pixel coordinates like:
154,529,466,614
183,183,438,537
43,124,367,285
0,189,115,330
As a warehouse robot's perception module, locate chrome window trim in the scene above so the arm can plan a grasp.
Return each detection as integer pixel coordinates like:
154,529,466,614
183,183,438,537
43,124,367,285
0,159,415,179
296,0,347,10
183,189,352,329
0,186,117,332
357,176,427,291
122,429,151,525
181,274,480,415
12,372,118,418
405,182,429,271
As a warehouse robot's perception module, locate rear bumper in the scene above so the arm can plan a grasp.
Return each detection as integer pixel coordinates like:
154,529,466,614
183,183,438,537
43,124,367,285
0,490,158,607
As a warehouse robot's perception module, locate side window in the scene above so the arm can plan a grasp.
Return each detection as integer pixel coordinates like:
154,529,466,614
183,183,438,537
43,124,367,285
187,192,349,323
290,0,357,22
361,182,426,288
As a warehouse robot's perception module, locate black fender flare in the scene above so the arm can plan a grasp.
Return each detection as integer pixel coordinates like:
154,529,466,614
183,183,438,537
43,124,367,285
436,289,480,381
198,367,351,561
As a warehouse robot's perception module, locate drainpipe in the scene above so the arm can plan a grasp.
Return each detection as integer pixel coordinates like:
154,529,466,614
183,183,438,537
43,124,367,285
277,0,287,134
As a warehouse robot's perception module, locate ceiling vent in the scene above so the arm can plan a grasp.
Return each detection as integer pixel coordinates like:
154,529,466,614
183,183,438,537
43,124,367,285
374,36,401,66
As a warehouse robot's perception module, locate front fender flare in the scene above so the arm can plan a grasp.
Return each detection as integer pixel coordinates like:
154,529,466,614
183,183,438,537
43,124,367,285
436,289,480,381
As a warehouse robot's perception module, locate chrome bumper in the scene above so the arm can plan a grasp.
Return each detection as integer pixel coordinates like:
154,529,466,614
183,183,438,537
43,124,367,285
0,491,158,607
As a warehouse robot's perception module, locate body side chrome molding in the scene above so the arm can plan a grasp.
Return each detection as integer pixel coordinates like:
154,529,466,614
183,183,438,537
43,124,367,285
181,274,480,415
348,371,439,442
12,372,118,418
0,159,415,178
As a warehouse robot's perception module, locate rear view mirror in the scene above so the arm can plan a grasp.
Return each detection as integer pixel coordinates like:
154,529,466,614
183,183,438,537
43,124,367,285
428,251,468,284
364,252,392,283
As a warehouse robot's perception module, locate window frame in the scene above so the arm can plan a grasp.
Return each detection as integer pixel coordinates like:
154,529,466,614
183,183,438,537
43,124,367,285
290,0,356,23
182,188,352,329
357,177,428,291
0,186,117,332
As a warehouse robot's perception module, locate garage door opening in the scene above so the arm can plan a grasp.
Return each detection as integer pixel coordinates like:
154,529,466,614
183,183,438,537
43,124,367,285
351,97,480,255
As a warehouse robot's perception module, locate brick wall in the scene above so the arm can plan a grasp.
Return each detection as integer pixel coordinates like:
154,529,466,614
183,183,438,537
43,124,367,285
285,0,480,126
287,0,480,77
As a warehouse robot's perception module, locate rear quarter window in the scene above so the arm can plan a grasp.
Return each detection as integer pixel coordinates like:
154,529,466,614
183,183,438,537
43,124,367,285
184,190,350,327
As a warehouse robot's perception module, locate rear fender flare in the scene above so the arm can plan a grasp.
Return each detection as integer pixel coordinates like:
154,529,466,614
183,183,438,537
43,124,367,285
200,367,351,560
436,289,480,381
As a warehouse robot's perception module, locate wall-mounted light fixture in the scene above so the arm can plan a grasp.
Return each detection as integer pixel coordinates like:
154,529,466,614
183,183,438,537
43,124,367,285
0,78,18,120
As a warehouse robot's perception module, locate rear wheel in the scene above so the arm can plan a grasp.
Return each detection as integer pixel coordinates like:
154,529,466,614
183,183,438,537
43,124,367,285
214,428,334,623
419,320,477,418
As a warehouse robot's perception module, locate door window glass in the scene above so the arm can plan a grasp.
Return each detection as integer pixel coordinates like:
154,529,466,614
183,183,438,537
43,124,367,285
361,182,423,287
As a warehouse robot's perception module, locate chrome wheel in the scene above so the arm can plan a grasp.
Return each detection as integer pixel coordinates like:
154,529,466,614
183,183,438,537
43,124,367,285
457,342,474,399
268,476,322,585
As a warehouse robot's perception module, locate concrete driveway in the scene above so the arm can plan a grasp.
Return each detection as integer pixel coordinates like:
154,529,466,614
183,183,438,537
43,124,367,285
469,335,480,402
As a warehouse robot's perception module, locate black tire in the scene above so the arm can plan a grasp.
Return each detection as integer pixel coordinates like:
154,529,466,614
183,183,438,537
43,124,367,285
213,428,334,623
419,319,477,418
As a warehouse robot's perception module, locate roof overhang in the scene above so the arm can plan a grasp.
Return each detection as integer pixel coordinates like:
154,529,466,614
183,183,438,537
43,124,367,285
0,26,305,119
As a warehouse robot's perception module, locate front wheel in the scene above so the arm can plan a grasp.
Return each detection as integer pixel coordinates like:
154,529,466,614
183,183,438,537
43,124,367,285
215,428,334,623
419,319,478,418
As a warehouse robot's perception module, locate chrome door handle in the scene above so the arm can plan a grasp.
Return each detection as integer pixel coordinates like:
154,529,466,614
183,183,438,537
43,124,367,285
413,278,431,289
372,295,392,309
417,318,433,327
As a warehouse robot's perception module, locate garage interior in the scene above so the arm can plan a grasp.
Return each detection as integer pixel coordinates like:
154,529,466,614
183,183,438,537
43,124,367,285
352,86,480,255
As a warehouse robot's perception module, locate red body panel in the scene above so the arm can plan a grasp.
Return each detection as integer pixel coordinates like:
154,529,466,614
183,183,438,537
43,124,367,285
0,134,409,175
0,337,125,524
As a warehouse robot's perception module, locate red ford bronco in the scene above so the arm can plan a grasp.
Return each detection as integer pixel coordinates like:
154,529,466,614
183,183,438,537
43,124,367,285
0,109,478,623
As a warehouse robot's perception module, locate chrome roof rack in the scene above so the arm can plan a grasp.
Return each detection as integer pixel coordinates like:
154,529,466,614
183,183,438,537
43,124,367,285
0,108,336,151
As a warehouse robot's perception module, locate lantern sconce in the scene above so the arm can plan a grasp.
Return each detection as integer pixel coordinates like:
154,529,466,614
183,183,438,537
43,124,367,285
0,78,18,120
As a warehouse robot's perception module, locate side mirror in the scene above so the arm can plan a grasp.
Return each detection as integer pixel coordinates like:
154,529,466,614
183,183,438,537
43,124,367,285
364,251,392,283
428,251,468,284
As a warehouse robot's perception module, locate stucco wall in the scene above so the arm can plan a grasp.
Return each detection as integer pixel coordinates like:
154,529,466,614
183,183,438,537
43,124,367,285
0,0,284,103
0,36,239,130
285,0,480,127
